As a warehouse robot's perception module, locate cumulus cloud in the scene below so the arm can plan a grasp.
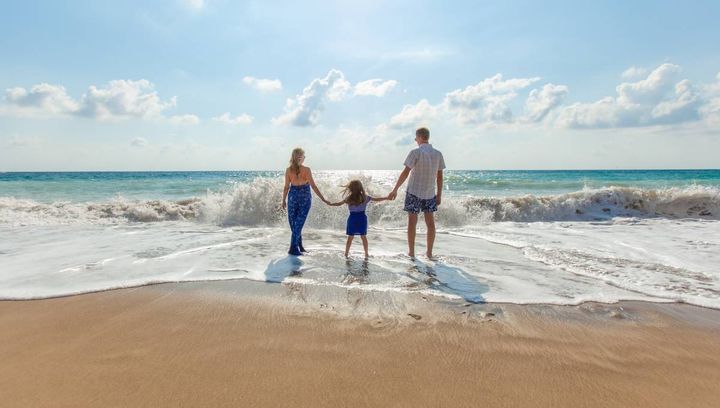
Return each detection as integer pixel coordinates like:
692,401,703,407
523,83,569,122
556,63,702,128
354,79,398,97
385,74,566,129
621,66,649,80
273,69,352,126
2,79,197,123
388,99,438,129
168,114,200,125
5,83,79,115
272,69,399,126
443,74,541,123
78,80,177,120
242,76,283,92
212,112,253,125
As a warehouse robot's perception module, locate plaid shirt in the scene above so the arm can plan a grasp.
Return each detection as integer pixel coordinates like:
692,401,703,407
403,143,446,199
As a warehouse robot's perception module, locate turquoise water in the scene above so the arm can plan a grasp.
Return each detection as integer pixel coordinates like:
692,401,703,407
2,170,719,202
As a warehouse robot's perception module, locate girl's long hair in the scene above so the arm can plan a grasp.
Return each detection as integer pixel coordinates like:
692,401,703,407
341,180,366,206
289,147,304,176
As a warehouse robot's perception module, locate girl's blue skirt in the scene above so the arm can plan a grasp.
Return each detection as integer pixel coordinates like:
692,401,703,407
346,211,368,236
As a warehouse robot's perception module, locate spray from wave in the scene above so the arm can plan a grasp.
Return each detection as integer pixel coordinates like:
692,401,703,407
1,177,718,226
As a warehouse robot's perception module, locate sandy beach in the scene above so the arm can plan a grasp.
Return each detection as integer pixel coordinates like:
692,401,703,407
2,281,719,408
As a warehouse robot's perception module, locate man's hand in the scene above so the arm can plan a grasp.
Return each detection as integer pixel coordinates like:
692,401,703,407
388,190,397,201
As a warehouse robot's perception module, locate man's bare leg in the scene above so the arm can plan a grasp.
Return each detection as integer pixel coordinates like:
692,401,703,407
407,213,418,258
424,211,436,259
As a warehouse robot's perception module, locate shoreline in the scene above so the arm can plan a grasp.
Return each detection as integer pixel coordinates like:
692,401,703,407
4,275,720,315
2,280,720,407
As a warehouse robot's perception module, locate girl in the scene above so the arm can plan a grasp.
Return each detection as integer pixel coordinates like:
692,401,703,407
328,180,389,257
281,147,328,256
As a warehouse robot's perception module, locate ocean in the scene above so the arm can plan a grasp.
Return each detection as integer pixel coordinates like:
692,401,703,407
1,170,719,308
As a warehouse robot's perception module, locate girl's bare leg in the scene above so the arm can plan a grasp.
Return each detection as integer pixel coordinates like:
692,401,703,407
360,235,368,258
345,236,354,257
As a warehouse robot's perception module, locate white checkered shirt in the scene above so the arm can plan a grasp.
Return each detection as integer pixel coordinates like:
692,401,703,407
403,143,446,200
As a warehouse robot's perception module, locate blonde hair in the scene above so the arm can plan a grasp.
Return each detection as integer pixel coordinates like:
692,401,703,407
341,180,367,206
289,147,305,176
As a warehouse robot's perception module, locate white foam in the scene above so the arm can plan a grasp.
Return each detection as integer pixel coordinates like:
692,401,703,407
2,216,718,308
2,180,719,227
2,176,719,308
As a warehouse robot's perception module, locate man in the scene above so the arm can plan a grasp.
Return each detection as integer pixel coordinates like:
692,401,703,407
388,127,445,259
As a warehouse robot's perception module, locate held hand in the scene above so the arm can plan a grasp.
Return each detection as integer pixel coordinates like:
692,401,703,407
388,190,397,201
281,201,287,210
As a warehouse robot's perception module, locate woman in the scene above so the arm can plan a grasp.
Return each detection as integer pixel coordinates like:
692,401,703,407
281,147,328,256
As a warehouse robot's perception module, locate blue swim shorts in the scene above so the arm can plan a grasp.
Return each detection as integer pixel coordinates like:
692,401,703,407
403,192,438,213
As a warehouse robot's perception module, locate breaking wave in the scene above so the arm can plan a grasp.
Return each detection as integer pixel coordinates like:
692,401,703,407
1,177,718,226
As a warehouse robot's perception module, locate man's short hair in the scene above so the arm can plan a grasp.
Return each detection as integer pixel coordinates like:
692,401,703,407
416,127,430,140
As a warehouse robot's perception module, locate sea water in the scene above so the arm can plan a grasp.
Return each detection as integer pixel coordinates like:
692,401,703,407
1,170,719,308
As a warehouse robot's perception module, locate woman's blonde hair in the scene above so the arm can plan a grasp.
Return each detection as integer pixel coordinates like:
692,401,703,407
341,180,366,206
289,147,305,176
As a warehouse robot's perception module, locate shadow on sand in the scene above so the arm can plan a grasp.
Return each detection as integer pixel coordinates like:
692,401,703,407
264,255,304,283
342,258,370,284
409,259,488,303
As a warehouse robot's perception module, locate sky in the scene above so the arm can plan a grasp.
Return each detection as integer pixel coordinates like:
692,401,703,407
1,0,719,171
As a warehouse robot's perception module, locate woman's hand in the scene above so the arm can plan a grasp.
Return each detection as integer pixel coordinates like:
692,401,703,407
281,201,287,210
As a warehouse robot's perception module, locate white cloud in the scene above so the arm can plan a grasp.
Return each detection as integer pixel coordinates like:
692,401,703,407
388,99,438,129
131,137,149,147
168,114,200,125
78,80,177,120
2,79,197,122
273,69,352,126
621,66,649,80
212,112,253,125
556,63,701,128
242,76,283,92
5,83,78,115
354,79,398,97
443,74,540,123
523,83,568,122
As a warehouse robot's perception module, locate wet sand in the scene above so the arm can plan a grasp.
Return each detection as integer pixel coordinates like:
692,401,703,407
1,281,720,408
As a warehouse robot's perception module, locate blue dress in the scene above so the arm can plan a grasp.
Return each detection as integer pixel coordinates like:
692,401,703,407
287,184,311,255
346,196,371,236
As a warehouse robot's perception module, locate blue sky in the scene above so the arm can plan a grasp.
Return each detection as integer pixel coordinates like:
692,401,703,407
1,0,719,170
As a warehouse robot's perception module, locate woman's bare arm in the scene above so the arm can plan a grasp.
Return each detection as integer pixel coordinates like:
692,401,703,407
307,168,328,203
281,169,290,209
